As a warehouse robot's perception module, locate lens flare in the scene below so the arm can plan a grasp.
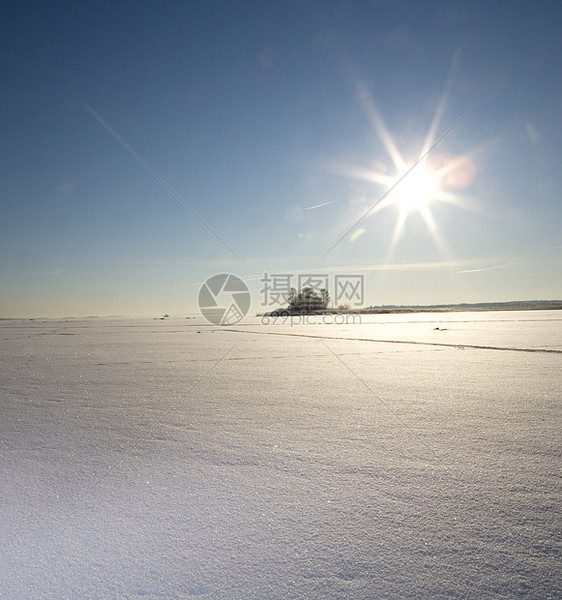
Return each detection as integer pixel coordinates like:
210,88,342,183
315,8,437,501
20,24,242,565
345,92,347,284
333,94,476,256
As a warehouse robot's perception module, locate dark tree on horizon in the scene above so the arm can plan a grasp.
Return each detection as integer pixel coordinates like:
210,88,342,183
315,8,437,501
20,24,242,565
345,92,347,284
287,287,330,312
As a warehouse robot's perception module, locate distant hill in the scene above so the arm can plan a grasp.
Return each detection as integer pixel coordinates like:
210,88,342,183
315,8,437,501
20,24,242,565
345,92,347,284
359,300,562,314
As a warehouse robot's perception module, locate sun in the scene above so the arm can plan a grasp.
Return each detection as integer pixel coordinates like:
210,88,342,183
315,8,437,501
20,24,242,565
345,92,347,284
317,90,477,264
388,163,440,217
329,94,476,256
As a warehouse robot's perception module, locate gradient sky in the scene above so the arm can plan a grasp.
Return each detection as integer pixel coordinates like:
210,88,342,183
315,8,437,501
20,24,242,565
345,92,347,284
1,0,561,317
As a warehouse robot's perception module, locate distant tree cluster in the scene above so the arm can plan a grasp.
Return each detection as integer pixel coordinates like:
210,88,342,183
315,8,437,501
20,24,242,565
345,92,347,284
287,287,330,312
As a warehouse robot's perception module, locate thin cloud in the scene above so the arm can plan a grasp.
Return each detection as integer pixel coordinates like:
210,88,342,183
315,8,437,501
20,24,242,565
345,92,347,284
303,200,336,211
457,265,512,274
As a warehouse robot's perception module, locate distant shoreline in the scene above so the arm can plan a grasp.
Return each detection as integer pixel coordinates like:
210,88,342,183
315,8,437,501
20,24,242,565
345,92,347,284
1,301,561,321
263,300,562,317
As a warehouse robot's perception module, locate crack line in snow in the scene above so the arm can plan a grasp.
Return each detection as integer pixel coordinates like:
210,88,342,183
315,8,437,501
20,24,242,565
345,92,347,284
320,339,448,467
221,329,562,354
79,343,237,500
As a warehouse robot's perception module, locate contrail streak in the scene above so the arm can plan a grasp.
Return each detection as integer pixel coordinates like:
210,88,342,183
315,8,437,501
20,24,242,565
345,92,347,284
84,103,243,263
304,200,336,211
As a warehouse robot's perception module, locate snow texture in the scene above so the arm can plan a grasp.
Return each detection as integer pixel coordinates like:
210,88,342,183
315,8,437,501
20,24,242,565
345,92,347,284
1,312,560,599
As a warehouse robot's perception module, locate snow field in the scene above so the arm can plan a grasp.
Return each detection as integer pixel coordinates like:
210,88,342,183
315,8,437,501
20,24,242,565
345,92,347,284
0,315,560,599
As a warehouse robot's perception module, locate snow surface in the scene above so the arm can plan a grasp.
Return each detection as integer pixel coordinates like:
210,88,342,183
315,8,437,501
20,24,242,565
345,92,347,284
1,312,560,599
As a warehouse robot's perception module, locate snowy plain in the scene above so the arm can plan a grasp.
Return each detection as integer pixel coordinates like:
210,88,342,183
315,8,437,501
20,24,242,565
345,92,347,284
1,311,560,599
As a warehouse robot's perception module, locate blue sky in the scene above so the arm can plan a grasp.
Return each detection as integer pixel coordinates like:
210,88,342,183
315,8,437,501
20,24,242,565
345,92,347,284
1,0,561,317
